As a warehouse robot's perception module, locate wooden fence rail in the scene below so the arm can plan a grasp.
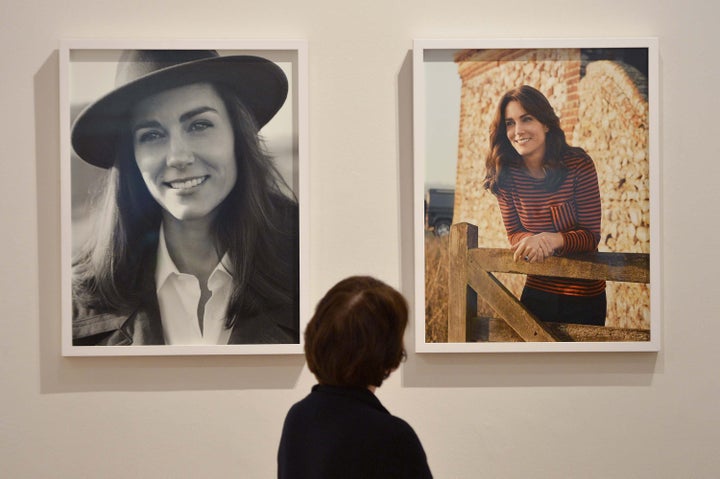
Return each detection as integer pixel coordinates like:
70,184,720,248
448,222,650,343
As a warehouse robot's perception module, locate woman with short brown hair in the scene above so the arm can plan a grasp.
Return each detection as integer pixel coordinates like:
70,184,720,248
277,276,432,479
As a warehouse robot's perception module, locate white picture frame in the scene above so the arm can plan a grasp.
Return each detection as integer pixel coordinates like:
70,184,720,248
60,39,309,356
413,38,660,353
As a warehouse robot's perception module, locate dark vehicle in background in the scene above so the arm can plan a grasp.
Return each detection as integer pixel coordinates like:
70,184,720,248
425,188,454,236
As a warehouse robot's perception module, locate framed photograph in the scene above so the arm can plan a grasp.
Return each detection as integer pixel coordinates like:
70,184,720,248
413,38,660,352
60,39,309,356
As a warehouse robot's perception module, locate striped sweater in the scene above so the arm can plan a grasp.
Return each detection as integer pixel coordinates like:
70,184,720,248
495,152,605,297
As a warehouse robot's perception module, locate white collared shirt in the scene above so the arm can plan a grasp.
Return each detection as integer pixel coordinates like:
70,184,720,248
155,228,233,345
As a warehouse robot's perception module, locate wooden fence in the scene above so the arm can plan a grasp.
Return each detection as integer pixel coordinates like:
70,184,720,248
448,222,650,343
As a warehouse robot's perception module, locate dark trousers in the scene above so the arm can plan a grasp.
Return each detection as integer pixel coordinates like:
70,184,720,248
520,287,607,326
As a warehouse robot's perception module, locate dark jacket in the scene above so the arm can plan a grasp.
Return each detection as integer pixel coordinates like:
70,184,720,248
72,296,298,345
72,196,299,346
277,385,433,479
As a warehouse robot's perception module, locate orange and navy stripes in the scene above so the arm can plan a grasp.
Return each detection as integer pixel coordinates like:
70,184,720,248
495,152,605,297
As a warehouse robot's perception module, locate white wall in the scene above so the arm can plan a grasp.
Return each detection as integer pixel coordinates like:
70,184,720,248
2,1,719,477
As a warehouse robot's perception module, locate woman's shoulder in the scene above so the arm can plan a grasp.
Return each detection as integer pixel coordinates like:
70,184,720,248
72,299,134,345
269,193,299,235
270,193,298,213
72,239,158,304
562,147,595,169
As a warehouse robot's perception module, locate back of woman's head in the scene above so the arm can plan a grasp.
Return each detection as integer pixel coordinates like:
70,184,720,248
304,276,408,388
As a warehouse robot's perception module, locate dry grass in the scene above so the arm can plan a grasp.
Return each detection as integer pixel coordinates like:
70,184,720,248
423,233,521,343
424,233,449,342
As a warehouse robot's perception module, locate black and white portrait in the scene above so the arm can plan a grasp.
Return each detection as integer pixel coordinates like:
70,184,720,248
61,42,308,355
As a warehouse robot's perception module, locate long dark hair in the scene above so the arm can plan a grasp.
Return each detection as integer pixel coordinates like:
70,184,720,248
72,82,298,328
483,85,585,194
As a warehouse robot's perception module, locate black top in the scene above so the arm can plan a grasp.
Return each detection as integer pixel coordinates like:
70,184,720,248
278,385,433,479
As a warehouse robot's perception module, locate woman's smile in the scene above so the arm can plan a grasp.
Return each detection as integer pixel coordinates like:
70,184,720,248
163,175,210,191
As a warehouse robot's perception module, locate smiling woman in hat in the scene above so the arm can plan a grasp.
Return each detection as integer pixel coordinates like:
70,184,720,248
71,50,299,345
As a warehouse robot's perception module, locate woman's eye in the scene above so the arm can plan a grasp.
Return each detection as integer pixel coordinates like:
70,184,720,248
189,120,213,132
137,130,164,143
505,120,514,127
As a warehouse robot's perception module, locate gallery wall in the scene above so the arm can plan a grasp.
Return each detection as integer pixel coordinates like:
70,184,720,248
2,0,719,477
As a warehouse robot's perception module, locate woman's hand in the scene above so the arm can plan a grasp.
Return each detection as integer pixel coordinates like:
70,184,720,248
511,232,564,263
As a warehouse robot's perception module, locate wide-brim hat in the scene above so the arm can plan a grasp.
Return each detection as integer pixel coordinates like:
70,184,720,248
71,50,288,169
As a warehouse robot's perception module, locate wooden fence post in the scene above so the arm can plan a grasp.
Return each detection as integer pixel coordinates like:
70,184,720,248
448,223,478,342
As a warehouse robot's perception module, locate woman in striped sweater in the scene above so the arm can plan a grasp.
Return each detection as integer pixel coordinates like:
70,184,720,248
483,85,606,326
